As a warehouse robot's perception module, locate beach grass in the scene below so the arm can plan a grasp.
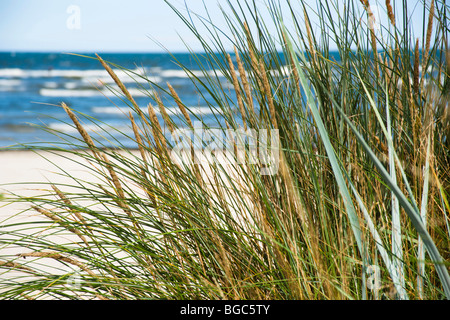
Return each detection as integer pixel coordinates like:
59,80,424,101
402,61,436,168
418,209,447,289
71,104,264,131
0,0,449,300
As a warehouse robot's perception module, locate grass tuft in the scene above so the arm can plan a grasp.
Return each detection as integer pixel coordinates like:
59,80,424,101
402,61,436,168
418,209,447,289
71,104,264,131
1,0,449,300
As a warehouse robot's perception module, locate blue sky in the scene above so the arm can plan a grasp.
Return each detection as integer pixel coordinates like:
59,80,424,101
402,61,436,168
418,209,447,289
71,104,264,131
0,0,213,52
0,0,428,53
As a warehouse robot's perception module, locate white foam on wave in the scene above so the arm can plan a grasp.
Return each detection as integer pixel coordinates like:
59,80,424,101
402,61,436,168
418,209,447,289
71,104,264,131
0,69,24,77
160,69,224,78
40,88,152,98
49,123,133,134
92,106,216,116
269,66,291,77
81,74,161,85
160,66,295,82
0,68,160,82
40,88,108,97
0,79,22,86
0,79,24,91
159,69,191,78
44,81,59,88
0,68,98,78
0,67,227,84
173,106,216,115
91,106,148,115
64,82,78,89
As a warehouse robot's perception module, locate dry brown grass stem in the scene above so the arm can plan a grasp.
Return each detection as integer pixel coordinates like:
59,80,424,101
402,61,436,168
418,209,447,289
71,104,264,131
167,82,193,129
445,52,450,141
149,92,181,183
33,206,89,246
258,59,278,130
386,0,395,26
276,152,315,285
282,32,300,91
17,251,96,277
61,102,101,160
244,22,264,90
167,83,203,185
227,53,247,130
234,47,255,116
101,154,125,200
422,0,435,86
129,111,150,180
369,24,378,76
447,51,450,74
51,185,86,226
414,38,420,99
0,260,34,273
98,57,154,148
147,102,167,150
225,120,238,158
274,126,332,296
278,156,304,219
361,1,379,76
216,239,240,299
425,0,435,57
154,91,175,134
99,154,144,235
95,53,140,112
129,112,147,160
304,9,317,64
272,241,303,299
166,83,202,182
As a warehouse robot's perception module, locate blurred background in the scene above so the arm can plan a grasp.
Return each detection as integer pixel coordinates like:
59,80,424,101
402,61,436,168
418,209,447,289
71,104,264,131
0,0,426,148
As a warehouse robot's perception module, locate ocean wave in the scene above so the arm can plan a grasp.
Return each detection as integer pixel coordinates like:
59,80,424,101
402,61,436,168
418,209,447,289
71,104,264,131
44,81,59,88
0,67,217,82
64,82,78,89
49,122,133,134
0,68,159,82
159,69,225,78
92,106,217,115
91,106,149,115
40,88,152,97
0,79,24,91
81,76,161,85
0,79,22,86
0,68,104,78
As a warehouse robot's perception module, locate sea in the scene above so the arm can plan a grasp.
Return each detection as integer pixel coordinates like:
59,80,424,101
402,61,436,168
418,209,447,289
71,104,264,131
0,51,236,149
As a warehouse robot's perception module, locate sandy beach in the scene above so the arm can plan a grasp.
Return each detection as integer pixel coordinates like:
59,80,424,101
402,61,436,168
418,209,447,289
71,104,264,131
0,150,99,218
0,150,87,285
0,149,150,288
0,148,252,279
0,148,170,231
0,147,251,238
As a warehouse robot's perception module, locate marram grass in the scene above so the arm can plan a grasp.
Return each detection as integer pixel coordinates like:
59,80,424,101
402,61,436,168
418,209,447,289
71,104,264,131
0,0,449,300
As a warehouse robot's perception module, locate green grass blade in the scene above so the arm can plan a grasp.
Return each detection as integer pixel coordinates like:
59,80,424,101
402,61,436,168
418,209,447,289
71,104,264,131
281,25,364,257
332,84,450,299
386,86,407,299
417,131,432,298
